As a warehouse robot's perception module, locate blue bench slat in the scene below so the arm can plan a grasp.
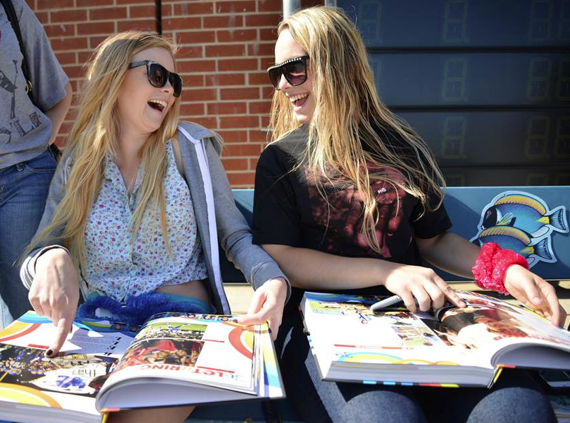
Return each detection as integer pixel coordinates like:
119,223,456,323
221,186,570,283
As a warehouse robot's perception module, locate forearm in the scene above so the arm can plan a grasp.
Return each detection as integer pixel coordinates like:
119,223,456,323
417,232,480,278
262,244,400,290
44,82,72,144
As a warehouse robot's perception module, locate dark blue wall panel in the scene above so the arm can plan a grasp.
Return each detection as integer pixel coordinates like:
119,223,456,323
336,0,570,186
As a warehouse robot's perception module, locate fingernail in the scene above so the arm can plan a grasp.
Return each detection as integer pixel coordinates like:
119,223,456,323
533,297,542,304
45,349,53,358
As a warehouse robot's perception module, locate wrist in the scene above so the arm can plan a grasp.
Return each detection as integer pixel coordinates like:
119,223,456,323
472,242,528,295
36,247,71,270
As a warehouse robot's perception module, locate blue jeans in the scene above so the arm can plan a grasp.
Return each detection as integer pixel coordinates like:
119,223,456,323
0,149,57,325
276,303,556,423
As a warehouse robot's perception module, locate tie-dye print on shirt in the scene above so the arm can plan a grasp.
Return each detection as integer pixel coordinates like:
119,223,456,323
83,141,207,301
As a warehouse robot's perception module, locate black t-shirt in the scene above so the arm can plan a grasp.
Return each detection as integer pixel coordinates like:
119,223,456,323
253,125,452,303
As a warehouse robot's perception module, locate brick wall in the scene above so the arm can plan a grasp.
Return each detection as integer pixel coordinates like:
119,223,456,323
25,0,287,187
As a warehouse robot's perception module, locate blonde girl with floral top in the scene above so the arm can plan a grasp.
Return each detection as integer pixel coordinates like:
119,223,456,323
20,31,289,423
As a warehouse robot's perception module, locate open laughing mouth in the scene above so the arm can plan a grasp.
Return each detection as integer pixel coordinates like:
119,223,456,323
148,99,167,112
290,93,308,107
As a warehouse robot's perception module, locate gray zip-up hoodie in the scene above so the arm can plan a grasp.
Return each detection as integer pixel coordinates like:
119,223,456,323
20,121,290,314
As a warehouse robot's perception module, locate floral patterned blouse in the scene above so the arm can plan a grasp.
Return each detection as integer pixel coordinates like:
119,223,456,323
83,141,207,301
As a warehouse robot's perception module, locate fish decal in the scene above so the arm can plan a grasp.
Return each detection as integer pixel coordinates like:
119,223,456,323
471,191,568,268
480,193,568,238
474,226,554,265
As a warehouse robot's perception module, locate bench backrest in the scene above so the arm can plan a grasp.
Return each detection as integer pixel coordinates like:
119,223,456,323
221,186,570,282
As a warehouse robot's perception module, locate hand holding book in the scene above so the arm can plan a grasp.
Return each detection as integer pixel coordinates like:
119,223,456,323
503,264,565,326
381,264,466,313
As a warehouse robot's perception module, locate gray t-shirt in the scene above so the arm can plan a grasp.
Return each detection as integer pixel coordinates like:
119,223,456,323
0,0,68,169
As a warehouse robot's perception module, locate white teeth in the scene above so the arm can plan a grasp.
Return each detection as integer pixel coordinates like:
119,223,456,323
148,99,167,109
289,93,308,103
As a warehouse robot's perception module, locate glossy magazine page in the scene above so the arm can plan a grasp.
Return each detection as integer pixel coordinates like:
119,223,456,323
0,311,135,423
301,291,570,387
96,313,272,411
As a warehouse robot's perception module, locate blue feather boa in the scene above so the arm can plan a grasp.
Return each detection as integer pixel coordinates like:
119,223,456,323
77,292,209,326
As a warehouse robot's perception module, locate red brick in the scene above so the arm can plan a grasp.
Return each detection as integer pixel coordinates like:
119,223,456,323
260,115,270,128
118,19,157,32
77,0,113,6
163,17,201,31
261,86,276,99
217,1,256,13
90,7,128,21
217,29,257,43
89,36,109,50
249,128,271,142
206,44,246,58
260,57,276,69
248,100,272,114
248,43,274,56
116,0,151,4
129,5,155,19
217,130,249,143
207,103,247,115
205,74,246,87
37,0,74,9
259,28,278,41
51,37,89,51
180,74,205,88
221,158,249,171
189,117,218,128
180,103,205,117
220,116,260,129
258,0,283,12
59,121,74,135
220,87,259,101
51,9,88,23
218,58,258,72
249,71,272,85
184,88,218,101
44,24,75,37
204,15,243,29
34,11,49,24
245,14,281,28
177,46,204,59
78,51,93,64
60,65,83,79
227,172,255,187
174,30,216,45
172,2,214,15
54,52,76,66
177,60,215,73
80,21,116,35
249,157,260,170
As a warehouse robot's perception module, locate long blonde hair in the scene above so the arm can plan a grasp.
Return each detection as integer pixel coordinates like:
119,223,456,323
269,7,446,254
28,31,181,271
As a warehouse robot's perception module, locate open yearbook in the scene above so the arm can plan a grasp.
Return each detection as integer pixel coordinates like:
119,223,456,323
0,311,284,423
301,290,570,388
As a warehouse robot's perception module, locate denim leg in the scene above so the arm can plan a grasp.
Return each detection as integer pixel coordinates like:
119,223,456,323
276,305,426,423
415,368,556,423
0,149,57,322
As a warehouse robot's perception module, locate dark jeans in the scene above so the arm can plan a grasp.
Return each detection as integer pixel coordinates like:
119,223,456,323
0,148,57,323
275,304,556,423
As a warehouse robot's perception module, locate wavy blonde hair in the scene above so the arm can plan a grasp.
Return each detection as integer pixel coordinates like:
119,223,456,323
27,31,181,271
269,6,446,254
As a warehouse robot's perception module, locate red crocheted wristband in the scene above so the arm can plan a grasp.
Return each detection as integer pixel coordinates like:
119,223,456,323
471,242,529,295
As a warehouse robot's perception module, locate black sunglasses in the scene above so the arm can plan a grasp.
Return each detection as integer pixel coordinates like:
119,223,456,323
267,55,309,90
128,60,183,97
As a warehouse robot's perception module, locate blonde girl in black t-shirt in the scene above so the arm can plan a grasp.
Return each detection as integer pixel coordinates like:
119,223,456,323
240,6,565,423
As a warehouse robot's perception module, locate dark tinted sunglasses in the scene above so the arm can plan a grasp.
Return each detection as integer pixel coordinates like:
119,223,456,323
128,60,182,97
267,55,309,90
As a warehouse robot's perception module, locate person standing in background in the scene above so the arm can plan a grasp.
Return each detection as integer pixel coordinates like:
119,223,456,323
0,0,72,327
